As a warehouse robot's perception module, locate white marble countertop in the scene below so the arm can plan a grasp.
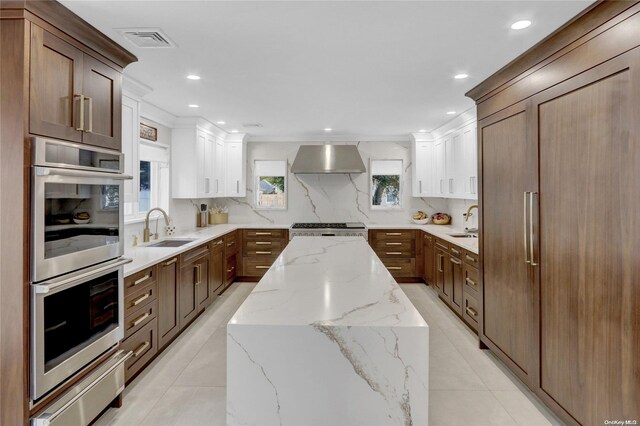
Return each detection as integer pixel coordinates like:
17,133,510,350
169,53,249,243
229,236,428,327
124,222,477,277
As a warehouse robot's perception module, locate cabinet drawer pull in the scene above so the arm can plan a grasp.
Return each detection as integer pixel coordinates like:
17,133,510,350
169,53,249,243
465,254,476,263
465,277,477,287
254,232,272,236
465,307,478,317
255,241,271,245
385,232,402,236
386,252,402,255
215,240,224,245
387,266,402,270
255,266,270,269
385,242,402,246
131,312,150,327
255,251,272,255
163,258,177,266
131,292,150,307
227,266,235,273
438,254,444,272
133,274,150,286
451,248,460,255
450,258,461,265
227,241,235,247
133,341,150,358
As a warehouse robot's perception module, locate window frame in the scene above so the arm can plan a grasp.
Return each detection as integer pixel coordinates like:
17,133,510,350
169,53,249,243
254,159,288,211
369,158,403,210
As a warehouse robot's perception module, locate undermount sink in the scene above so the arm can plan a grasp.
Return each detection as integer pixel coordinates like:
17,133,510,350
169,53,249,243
146,239,197,248
448,233,478,239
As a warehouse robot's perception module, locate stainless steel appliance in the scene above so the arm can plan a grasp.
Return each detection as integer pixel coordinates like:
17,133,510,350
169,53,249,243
31,137,130,283
289,222,368,240
31,257,130,400
290,145,366,174
31,350,131,426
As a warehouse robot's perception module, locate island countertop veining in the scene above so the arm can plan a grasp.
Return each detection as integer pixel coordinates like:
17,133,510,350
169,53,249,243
227,236,429,426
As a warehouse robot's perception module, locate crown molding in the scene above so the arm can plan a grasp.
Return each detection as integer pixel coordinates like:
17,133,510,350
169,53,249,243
225,133,248,143
247,134,411,143
123,75,153,98
140,101,177,128
411,132,434,143
429,106,477,140
172,116,228,138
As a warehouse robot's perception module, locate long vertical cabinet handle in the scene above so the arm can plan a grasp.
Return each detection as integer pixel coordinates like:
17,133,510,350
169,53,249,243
530,192,538,266
75,95,85,131
419,180,423,194
236,180,240,193
85,96,93,133
523,192,530,264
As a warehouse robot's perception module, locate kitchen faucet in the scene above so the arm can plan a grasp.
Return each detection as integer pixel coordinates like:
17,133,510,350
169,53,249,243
144,208,171,242
464,204,479,233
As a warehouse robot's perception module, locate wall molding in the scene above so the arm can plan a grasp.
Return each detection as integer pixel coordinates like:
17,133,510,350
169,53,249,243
248,134,412,143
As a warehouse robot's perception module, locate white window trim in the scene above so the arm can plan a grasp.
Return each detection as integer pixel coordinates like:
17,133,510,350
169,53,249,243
125,138,170,221
254,159,288,211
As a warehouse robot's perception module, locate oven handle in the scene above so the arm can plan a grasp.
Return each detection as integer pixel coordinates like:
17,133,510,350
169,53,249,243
34,166,132,180
33,258,132,294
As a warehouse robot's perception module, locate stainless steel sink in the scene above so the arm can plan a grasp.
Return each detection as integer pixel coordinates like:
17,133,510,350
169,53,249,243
448,233,478,239
146,239,197,248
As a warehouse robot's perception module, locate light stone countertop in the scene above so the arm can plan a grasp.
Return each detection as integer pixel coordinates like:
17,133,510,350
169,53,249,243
124,222,477,277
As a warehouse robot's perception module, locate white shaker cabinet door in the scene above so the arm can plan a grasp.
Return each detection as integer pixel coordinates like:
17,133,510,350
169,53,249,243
434,137,447,196
413,141,432,196
121,95,139,207
213,138,225,197
225,141,246,197
462,123,478,199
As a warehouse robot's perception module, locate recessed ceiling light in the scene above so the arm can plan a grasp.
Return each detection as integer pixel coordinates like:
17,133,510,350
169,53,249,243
186,74,200,80
324,128,332,132
216,121,225,125
446,111,456,115
511,20,532,30
454,73,468,80
188,104,199,108
418,129,427,133
230,129,239,133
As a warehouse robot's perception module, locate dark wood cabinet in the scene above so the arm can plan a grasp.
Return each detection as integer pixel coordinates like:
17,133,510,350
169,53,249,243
239,229,288,279
157,257,179,349
369,229,420,280
179,245,209,329
209,238,225,297
30,24,122,150
467,3,640,423
421,232,435,285
224,253,237,287
448,253,463,313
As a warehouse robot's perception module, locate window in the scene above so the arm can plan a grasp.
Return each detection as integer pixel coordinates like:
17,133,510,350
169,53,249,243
370,159,402,209
254,160,287,210
125,141,169,220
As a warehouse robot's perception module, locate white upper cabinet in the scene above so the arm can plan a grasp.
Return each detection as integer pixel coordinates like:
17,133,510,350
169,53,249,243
121,94,140,206
411,118,477,200
224,138,246,197
171,119,245,199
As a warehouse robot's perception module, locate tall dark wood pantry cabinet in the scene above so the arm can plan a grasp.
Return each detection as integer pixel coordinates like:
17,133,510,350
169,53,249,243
467,2,640,424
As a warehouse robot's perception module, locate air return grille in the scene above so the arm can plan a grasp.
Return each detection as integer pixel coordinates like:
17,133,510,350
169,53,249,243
117,28,177,48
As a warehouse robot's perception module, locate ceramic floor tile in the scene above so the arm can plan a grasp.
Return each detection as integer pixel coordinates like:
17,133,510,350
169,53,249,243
492,390,565,426
429,326,487,390
139,386,226,426
429,390,517,426
95,386,169,426
173,326,227,387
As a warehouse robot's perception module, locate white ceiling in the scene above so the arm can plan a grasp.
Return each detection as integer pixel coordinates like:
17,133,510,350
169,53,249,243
61,0,593,140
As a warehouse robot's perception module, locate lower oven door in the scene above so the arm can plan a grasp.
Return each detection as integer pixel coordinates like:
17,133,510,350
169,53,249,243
31,257,130,401
31,166,130,283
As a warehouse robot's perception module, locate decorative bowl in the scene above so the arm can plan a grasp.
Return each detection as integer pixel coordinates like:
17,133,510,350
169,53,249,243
73,218,90,224
412,218,429,225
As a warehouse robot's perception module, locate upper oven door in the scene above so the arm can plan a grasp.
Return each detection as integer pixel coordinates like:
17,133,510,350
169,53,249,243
31,166,130,282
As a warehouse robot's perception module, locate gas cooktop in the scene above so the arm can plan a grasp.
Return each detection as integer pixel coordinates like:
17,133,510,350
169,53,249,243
291,222,366,229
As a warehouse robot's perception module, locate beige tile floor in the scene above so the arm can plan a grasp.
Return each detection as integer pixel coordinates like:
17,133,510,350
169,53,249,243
95,282,564,426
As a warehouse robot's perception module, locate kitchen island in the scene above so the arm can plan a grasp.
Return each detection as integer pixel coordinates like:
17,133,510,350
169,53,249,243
227,236,429,426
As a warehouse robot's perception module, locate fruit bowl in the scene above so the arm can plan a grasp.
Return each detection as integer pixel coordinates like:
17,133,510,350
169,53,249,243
73,218,90,224
431,213,451,225
412,218,429,225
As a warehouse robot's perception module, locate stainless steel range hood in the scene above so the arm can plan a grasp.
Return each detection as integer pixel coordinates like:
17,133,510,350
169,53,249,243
291,145,366,174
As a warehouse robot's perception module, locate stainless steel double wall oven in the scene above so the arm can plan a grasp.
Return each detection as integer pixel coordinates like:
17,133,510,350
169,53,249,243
30,137,131,402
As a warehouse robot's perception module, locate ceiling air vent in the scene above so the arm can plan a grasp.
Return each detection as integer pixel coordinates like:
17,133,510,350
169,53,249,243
242,123,263,128
117,28,177,48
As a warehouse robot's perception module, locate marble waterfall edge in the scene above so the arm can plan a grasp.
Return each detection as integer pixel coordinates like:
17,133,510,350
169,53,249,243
227,237,429,426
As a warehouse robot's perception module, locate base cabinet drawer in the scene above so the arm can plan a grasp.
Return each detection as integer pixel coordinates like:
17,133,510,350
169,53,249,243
243,229,287,239
244,240,286,252
243,257,277,277
370,230,415,241
463,265,480,297
371,240,415,255
380,258,416,277
124,282,157,318
124,299,157,339
462,291,479,331
121,318,158,382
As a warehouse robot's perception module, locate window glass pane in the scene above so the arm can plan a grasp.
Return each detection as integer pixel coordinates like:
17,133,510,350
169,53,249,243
255,160,287,210
139,160,151,213
371,160,402,209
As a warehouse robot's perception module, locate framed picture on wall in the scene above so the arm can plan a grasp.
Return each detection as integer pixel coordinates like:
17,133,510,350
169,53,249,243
140,123,157,141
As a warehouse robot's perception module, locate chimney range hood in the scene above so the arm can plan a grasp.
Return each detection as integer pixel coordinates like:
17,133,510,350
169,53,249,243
291,145,366,174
